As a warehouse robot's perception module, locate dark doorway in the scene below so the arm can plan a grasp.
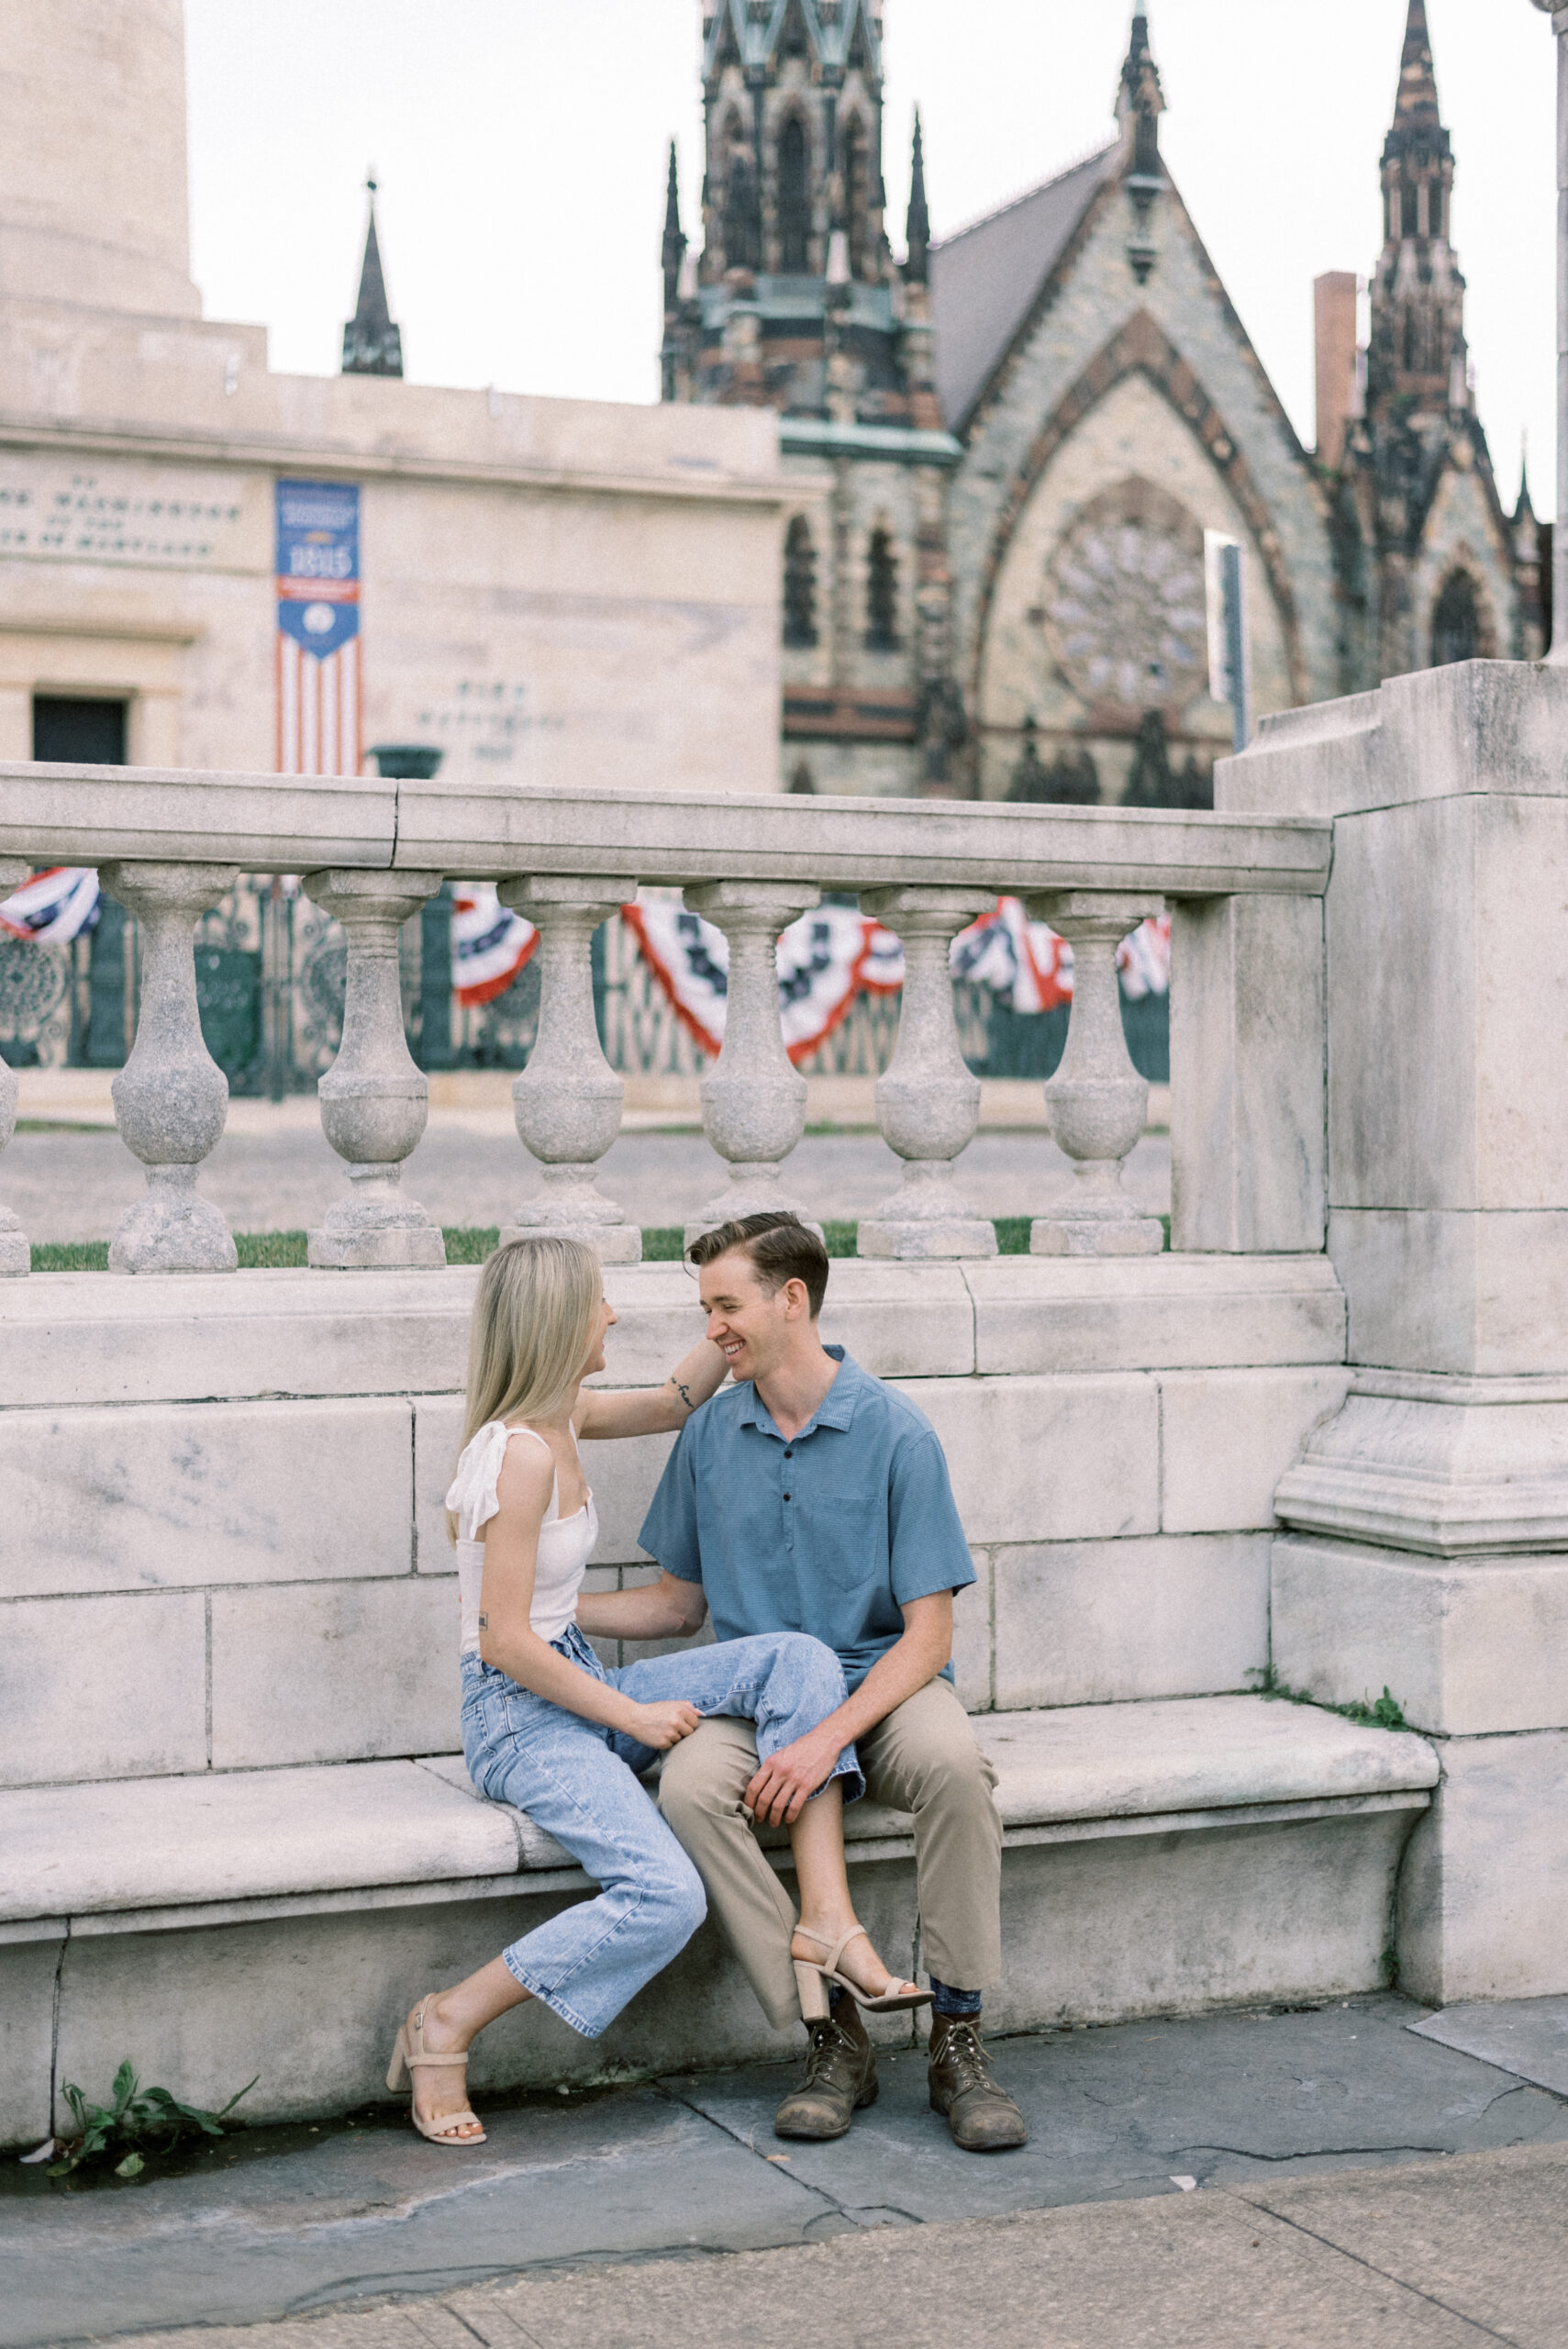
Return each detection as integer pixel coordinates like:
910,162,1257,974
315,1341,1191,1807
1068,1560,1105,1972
32,698,130,1066
32,696,127,764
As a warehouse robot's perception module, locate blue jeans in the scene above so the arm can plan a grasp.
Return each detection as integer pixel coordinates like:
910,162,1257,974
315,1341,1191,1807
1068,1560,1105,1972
461,1623,861,2040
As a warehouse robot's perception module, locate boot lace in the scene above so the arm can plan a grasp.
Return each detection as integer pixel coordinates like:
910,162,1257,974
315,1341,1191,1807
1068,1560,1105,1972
804,2016,857,2087
937,2021,995,2097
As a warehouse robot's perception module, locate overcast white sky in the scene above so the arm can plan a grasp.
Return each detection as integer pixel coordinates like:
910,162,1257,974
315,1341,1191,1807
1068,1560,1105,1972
184,1,1557,509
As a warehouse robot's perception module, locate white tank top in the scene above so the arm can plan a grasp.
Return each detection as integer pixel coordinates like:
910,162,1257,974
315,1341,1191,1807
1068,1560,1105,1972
446,1420,600,1657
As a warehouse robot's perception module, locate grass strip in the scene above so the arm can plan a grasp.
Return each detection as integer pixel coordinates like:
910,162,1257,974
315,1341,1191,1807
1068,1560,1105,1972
29,1214,1172,1273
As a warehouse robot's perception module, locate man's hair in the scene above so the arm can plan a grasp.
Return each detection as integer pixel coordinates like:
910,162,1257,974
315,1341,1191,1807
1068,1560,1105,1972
686,1211,829,1319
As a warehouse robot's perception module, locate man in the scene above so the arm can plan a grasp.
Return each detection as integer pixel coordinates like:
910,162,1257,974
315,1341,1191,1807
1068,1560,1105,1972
637,1210,1026,2152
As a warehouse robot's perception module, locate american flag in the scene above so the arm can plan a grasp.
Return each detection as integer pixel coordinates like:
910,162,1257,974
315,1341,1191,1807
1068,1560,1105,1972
275,480,361,777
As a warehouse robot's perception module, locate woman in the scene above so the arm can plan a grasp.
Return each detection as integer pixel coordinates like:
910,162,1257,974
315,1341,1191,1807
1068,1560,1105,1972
389,1233,927,2146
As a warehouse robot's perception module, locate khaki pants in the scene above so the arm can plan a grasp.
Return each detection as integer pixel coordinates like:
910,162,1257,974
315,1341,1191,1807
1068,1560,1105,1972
658,1675,1001,2032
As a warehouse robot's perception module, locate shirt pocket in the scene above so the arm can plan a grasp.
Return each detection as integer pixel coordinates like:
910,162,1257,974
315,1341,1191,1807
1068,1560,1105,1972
801,1480,887,1589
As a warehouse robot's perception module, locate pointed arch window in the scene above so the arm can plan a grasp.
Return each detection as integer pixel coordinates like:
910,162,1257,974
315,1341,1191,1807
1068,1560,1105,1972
842,117,869,280
722,115,761,272
865,528,899,651
777,116,810,273
1431,572,1481,667
784,515,818,647
1429,178,1445,239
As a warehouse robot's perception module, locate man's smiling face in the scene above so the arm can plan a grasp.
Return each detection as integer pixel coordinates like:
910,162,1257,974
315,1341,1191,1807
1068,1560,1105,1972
697,1247,799,1386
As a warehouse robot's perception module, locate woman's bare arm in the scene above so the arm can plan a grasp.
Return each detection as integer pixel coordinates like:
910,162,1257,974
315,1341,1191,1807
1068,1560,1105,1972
574,1337,728,1441
478,1441,697,1747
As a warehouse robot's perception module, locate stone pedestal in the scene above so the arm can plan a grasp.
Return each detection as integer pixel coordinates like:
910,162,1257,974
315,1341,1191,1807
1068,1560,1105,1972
683,881,822,1247
857,885,996,1261
302,871,447,1271
100,862,239,1275
1029,892,1164,1258
1233,662,1568,1998
500,876,639,1264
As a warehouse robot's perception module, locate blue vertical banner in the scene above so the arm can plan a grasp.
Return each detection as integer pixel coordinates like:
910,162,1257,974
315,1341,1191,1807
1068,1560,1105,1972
275,480,361,775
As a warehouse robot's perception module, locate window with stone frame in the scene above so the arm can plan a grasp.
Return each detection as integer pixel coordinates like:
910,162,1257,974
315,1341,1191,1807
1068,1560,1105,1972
776,115,810,273
784,515,818,647
842,116,869,279
864,528,899,651
1431,570,1482,666
722,115,761,272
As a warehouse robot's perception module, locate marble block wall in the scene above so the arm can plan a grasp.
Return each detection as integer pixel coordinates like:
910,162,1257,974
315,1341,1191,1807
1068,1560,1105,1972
1224,660,1568,2004
0,1255,1349,1793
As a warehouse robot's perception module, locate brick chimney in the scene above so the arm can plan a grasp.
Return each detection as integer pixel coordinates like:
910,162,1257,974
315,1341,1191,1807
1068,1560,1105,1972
1314,273,1360,473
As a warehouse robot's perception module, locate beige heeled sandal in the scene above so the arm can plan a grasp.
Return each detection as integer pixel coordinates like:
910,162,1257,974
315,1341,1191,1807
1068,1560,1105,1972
792,1926,933,2015
385,1995,488,2146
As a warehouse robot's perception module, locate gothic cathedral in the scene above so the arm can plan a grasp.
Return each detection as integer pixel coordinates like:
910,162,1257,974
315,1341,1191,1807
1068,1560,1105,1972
660,0,1544,803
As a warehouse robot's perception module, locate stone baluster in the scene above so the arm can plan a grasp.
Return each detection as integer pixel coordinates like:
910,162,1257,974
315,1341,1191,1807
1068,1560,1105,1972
1029,891,1165,1257
684,880,820,1243
857,885,997,1259
301,870,447,1269
498,875,639,1263
0,858,30,1275
98,861,241,1274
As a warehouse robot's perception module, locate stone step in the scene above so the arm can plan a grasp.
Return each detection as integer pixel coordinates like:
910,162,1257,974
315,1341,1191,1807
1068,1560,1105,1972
0,1696,1438,2149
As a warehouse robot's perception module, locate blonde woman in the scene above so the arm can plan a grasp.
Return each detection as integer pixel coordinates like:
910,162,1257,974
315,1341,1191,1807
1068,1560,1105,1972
387,1234,926,2147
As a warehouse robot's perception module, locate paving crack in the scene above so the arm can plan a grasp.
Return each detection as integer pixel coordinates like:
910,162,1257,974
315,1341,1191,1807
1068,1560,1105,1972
1183,2143,1455,2165
654,2081,892,2235
1233,2194,1526,2346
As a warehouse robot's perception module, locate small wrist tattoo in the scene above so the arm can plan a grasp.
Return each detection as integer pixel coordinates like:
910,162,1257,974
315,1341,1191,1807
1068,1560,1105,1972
477,1612,489,1628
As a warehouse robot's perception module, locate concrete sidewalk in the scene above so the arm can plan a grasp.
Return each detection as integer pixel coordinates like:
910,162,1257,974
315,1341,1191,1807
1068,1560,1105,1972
10,1996,1568,2349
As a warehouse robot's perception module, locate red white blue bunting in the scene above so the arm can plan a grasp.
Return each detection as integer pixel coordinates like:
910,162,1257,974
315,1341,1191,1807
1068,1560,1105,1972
623,895,1168,1054
623,897,902,1064
0,866,101,946
450,884,538,1008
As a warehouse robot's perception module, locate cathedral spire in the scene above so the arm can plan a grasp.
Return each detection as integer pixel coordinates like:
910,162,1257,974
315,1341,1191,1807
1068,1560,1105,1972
1515,440,1537,529
1117,7,1164,149
1369,0,1460,406
1394,0,1442,138
662,141,687,313
904,109,929,284
341,178,403,378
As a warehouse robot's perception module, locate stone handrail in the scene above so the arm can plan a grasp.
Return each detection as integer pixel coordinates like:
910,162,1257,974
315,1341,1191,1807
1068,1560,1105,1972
0,763,1333,1275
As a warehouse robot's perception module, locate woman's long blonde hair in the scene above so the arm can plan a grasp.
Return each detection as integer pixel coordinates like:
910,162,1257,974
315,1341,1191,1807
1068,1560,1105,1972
446,1235,602,1542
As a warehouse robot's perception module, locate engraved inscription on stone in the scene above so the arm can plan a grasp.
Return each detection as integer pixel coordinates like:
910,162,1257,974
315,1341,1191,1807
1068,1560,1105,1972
1044,478,1207,719
413,679,564,767
0,462,249,568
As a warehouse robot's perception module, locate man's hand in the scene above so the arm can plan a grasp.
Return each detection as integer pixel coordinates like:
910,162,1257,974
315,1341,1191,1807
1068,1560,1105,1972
745,1726,844,1827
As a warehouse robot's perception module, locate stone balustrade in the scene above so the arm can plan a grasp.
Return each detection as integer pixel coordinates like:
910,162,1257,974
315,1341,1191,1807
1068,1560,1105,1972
0,760,1333,1270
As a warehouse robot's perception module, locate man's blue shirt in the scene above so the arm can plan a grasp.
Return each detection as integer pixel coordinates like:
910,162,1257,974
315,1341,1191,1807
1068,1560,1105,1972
637,1346,975,1690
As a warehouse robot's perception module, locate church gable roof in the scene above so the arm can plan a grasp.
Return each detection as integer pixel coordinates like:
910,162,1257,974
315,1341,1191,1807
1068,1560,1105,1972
928,144,1119,433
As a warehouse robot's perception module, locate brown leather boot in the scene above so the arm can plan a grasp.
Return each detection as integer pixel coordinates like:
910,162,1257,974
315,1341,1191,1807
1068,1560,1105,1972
928,2013,1028,2151
773,1998,878,2141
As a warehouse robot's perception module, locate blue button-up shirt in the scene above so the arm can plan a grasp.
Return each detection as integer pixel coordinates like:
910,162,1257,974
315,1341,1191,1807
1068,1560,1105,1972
637,1347,975,1691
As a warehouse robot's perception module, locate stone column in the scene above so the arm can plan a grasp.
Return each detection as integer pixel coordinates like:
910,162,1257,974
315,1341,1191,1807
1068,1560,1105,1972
1240,659,1568,2007
684,880,819,1244
499,876,639,1264
99,861,240,1275
0,857,29,1275
857,885,996,1259
302,869,446,1270
1029,892,1164,1257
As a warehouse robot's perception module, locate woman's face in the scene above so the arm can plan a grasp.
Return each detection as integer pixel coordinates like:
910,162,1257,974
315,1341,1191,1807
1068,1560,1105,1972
579,1290,617,1379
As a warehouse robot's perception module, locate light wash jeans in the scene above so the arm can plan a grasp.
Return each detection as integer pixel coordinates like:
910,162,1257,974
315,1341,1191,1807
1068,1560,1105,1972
460,1622,861,2040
